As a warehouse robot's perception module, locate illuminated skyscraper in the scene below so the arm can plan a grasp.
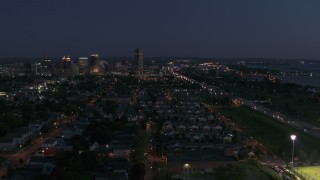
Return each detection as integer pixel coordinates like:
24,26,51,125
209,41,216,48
43,55,52,69
134,48,143,69
90,54,99,67
90,54,100,74
62,56,72,70
78,57,88,68
78,57,89,74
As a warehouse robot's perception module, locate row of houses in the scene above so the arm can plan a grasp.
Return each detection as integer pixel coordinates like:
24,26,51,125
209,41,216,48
138,87,240,175
0,113,65,151
10,97,133,179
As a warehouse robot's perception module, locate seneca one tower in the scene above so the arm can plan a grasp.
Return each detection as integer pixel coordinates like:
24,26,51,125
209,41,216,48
134,48,143,69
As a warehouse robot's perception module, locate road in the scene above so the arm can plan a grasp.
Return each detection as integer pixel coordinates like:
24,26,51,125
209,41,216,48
169,68,303,178
0,113,77,177
144,121,154,180
0,82,114,178
170,67,320,140
241,100,320,139
144,121,163,180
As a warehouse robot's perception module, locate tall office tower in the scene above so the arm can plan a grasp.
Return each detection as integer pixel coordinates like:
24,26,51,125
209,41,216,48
42,55,52,75
31,62,41,75
78,57,88,74
90,54,99,67
90,54,101,74
43,55,51,66
62,56,72,70
134,48,143,69
78,57,88,68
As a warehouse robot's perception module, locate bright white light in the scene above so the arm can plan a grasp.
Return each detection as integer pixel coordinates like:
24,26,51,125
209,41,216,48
291,135,296,141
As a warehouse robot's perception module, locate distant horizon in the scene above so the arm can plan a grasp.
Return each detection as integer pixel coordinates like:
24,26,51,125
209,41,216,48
1,52,320,61
0,56,319,63
2,1,320,59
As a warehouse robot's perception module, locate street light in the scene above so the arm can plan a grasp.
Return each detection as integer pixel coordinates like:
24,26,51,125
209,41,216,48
291,134,296,165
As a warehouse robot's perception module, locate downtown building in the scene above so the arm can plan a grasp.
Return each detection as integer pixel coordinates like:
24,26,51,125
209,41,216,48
90,54,104,74
134,48,143,70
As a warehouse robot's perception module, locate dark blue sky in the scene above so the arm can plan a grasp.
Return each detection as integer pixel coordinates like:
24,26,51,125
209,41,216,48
1,0,320,59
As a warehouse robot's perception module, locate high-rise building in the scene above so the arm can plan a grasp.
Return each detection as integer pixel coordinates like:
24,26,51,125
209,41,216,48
62,56,72,70
90,54,101,74
78,57,89,74
43,55,51,68
78,57,88,68
90,54,99,67
41,55,52,75
134,48,143,69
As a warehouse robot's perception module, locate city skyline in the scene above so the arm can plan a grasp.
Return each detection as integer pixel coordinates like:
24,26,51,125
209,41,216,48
1,1,320,179
1,1,320,59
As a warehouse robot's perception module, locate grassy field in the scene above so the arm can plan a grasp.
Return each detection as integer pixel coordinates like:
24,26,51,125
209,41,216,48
224,87,320,124
294,166,320,180
175,162,281,180
218,106,320,160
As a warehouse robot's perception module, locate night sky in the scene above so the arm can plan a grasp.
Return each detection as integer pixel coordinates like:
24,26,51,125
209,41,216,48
1,0,320,59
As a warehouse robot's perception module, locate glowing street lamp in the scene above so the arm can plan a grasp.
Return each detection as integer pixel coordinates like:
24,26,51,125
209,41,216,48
291,134,296,165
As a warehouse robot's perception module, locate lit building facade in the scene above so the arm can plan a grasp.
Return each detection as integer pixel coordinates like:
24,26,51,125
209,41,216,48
78,57,89,74
90,54,101,74
62,56,72,70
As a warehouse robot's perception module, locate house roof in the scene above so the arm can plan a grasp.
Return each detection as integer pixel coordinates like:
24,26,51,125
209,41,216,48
167,150,235,163
0,137,15,143
43,139,57,144
29,155,53,163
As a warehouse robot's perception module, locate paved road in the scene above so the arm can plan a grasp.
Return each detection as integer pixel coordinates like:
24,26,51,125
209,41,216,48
170,69,298,175
144,121,154,180
0,83,114,178
241,100,320,139
170,68,320,140
144,121,163,180
0,113,76,177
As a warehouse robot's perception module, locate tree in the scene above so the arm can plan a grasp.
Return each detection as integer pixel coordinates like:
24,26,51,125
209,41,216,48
105,100,117,115
21,102,35,121
6,164,15,178
4,112,23,131
0,122,9,137
40,124,50,134
214,164,245,180
130,125,147,163
51,168,71,180
53,151,84,180
35,174,55,180
70,135,89,152
129,163,145,180
299,150,308,162
84,121,113,144
67,156,84,173
80,151,99,170
310,149,319,163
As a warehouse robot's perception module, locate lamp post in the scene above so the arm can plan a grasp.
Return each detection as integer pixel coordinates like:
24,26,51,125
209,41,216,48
291,134,296,166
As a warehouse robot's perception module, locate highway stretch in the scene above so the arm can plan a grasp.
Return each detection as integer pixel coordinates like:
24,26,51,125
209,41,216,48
169,67,320,141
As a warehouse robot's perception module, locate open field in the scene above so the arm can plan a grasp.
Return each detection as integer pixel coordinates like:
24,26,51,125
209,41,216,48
218,106,320,160
224,86,320,124
294,166,320,180
173,162,281,180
